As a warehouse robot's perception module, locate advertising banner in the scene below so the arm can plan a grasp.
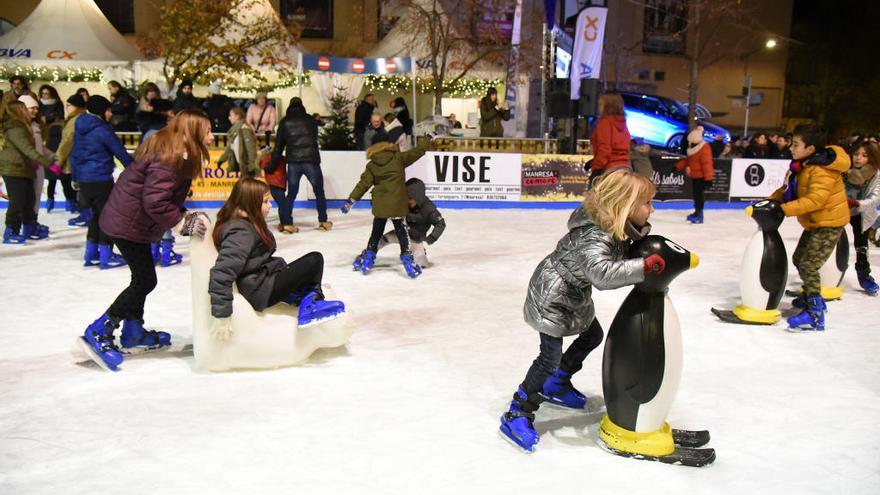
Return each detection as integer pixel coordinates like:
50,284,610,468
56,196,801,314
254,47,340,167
649,155,731,202
729,158,790,200
570,6,608,98
520,154,591,201
407,152,522,201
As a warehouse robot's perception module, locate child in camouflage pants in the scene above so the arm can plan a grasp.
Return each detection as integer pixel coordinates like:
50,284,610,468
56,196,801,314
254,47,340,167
769,125,851,332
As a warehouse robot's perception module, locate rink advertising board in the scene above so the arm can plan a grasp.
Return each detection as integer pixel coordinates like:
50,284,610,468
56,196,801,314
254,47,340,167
406,152,522,201
520,154,591,201
648,155,731,202
728,158,790,200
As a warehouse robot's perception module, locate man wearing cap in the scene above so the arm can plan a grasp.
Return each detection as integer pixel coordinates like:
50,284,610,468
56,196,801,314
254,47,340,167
70,95,134,269
56,93,88,217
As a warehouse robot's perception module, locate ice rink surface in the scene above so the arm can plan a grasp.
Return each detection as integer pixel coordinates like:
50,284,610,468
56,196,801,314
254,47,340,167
1,207,879,494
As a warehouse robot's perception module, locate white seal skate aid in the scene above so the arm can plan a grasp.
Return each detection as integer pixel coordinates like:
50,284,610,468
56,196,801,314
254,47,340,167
190,219,355,372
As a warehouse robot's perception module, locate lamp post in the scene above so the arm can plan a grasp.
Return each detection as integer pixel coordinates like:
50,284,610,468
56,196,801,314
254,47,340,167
742,38,777,137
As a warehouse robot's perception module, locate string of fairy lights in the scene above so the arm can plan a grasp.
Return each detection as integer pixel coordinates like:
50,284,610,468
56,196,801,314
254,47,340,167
1,65,502,97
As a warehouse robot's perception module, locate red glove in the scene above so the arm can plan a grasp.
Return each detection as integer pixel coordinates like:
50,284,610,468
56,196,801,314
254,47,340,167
644,254,666,275
789,161,802,174
848,199,859,208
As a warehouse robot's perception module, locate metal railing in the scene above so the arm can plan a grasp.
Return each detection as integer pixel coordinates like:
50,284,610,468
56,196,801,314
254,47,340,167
115,132,276,151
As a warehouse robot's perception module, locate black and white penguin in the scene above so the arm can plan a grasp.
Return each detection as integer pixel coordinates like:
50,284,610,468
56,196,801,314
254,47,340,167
819,230,849,300
732,200,789,323
599,235,713,465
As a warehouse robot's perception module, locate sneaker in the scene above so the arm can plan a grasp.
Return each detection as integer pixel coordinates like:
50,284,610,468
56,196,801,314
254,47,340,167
786,295,826,332
542,369,587,409
317,221,333,231
280,225,299,234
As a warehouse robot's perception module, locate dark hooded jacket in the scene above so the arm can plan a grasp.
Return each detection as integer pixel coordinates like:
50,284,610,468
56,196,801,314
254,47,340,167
205,94,233,133
70,113,133,182
270,102,321,169
405,178,445,244
392,97,413,136
479,95,510,137
110,88,137,131
348,143,426,218
209,218,287,318
173,85,201,114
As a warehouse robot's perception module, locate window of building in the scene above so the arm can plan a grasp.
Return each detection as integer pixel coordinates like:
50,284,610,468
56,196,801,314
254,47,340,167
643,0,688,55
95,0,134,34
280,0,334,39
654,71,666,81
638,70,650,80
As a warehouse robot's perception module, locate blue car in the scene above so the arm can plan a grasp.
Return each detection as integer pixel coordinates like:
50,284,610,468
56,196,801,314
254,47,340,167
620,92,730,151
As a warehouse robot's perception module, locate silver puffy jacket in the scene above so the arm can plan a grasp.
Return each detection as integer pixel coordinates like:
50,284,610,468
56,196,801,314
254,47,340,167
847,172,880,232
523,206,645,338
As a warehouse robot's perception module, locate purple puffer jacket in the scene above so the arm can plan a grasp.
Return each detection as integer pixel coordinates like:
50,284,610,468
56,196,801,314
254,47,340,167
100,159,192,243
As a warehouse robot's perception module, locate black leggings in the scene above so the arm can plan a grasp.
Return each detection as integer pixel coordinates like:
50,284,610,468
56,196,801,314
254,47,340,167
368,217,409,253
47,173,76,205
79,181,114,245
107,239,158,321
521,318,605,395
851,215,871,277
267,252,324,306
692,178,708,213
3,176,36,232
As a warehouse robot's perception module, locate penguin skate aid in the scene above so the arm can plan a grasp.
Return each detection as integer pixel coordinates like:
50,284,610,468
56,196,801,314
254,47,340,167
498,171,705,459
599,235,714,467
766,125,851,332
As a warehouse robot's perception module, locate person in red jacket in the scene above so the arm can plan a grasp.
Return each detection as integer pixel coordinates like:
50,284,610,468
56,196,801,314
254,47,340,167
78,110,213,372
675,126,714,224
588,93,632,183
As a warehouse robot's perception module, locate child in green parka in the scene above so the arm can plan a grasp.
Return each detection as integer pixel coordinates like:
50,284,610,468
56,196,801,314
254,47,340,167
340,134,426,278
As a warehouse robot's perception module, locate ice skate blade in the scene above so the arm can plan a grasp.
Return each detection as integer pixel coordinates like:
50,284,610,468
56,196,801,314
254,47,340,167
597,437,715,467
542,397,587,410
298,311,344,329
785,325,825,333
498,427,536,454
120,344,170,355
77,337,119,372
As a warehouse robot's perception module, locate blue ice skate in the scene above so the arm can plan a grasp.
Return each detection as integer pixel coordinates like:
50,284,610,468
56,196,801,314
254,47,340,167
98,244,127,270
79,313,124,371
47,197,55,213
35,223,49,236
353,250,376,274
791,293,828,310
68,208,92,227
84,241,100,266
23,224,48,240
858,274,879,296
3,227,26,245
786,295,826,332
120,319,171,353
150,242,161,264
542,369,587,409
686,212,697,222
689,212,704,224
159,237,182,266
297,291,345,328
499,388,541,453
400,252,422,279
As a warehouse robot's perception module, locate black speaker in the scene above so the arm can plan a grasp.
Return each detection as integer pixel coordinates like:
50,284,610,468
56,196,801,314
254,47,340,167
548,78,572,118
578,78,602,117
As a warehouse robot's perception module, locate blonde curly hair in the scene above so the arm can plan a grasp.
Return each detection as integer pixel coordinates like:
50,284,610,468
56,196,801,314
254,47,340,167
584,171,656,240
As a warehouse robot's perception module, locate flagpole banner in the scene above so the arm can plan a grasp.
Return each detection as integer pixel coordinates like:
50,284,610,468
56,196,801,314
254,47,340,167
570,6,608,98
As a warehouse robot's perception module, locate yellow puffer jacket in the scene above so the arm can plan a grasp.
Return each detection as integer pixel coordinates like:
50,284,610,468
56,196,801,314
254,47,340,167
770,145,851,229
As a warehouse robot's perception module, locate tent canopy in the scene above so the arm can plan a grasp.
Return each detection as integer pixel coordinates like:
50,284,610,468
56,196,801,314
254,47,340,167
0,0,140,66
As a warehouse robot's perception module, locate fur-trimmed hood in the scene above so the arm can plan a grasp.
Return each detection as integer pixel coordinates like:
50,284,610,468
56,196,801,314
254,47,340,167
366,142,399,164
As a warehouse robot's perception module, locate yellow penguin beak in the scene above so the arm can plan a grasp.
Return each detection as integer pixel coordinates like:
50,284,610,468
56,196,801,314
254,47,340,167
745,206,754,217
689,252,700,269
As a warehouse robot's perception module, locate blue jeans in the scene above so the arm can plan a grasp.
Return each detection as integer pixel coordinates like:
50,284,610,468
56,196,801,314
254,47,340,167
270,186,292,226
287,162,328,223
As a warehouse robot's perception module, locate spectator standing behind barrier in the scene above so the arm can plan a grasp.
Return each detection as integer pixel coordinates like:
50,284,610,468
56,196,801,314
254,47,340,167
268,97,332,233
744,132,771,158
108,81,137,132
354,94,378,150
391,97,413,137
136,83,162,134
587,93,632,181
383,112,410,151
479,87,510,138
173,79,200,114
363,113,388,150
448,113,463,129
205,82,233,133
776,134,793,159
246,92,277,138
9,75,37,99
218,106,258,179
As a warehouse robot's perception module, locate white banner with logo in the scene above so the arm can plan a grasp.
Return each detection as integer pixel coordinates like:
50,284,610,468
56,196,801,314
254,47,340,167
570,7,608,98
406,152,522,201
729,158,790,199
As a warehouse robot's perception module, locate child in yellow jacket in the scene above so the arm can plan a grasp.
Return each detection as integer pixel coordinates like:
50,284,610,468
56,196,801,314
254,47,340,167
769,125,851,332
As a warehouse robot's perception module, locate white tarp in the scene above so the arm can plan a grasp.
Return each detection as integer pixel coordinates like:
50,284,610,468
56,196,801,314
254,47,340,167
0,0,140,65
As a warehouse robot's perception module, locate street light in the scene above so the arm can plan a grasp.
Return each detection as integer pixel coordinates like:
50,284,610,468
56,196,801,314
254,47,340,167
742,38,778,137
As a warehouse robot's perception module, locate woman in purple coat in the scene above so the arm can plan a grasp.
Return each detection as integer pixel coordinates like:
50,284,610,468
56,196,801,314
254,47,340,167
79,110,213,371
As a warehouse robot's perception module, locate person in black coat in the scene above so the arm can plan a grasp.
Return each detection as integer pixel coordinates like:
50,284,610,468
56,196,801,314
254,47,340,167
743,132,771,159
173,79,201,114
204,82,233,133
107,80,137,131
391,96,413,136
268,97,331,231
354,94,378,150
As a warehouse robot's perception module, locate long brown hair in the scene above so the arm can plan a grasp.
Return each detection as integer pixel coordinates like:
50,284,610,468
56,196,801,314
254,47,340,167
1,101,35,139
212,178,274,250
135,110,211,179
599,93,625,118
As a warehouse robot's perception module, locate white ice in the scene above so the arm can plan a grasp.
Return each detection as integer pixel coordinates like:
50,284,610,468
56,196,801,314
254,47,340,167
1,207,879,494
